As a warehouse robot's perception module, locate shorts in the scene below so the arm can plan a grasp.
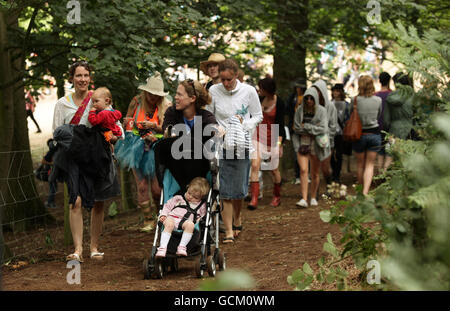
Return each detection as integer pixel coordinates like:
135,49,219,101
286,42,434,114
298,135,316,156
352,133,381,153
378,132,387,155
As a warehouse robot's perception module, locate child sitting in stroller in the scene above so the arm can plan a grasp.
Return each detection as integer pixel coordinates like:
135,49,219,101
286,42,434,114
156,177,210,258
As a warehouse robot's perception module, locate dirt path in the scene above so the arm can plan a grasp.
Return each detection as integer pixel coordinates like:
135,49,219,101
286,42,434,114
4,89,357,290
1,177,351,291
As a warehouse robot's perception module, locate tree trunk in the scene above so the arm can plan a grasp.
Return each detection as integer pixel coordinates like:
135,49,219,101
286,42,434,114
0,10,51,233
0,10,16,236
0,12,4,271
55,74,66,99
273,0,309,176
273,0,309,101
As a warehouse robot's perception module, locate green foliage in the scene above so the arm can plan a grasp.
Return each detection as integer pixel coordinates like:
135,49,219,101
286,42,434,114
379,21,449,140
289,20,450,291
108,202,118,218
45,233,53,247
198,269,255,291
287,234,349,291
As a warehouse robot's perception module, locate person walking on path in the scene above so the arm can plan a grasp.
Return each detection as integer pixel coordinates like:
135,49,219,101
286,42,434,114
52,60,122,262
330,83,351,183
382,72,414,172
293,87,330,208
115,72,171,232
312,80,338,189
25,89,42,133
207,58,263,243
200,53,226,91
247,77,285,210
374,72,392,173
287,78,307,185
351,75,382,195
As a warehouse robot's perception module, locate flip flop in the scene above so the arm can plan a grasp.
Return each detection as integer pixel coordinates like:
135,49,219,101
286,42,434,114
90,252,104,260
66,253,84,263
222,237,235,244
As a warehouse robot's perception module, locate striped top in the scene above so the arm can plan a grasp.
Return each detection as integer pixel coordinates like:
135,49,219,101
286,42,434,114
223,115,252,154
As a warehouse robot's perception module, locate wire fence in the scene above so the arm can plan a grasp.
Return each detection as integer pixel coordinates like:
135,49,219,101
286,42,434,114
1,139,298,263
0,148,147,263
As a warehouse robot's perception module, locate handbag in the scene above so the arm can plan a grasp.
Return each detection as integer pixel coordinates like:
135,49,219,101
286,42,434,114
343,96,362,142
315,133,330,148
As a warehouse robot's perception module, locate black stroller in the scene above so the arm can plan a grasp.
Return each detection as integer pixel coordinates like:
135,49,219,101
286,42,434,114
143,137,225,279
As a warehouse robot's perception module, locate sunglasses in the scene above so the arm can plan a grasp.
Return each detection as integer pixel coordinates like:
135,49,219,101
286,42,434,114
305,95,314,101
72,60,89,67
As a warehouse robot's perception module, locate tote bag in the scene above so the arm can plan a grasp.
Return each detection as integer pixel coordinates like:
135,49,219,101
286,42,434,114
343,97,362,142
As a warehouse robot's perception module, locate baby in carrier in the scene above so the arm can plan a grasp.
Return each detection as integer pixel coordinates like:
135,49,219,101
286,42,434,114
156,177,210,258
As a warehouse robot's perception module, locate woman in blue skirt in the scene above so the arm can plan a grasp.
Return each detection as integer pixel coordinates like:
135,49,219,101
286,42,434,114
207,59,263,243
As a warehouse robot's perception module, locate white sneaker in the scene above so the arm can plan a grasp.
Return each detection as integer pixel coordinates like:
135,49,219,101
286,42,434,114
296,199,308,208
310,198,318,206
295,178,300,185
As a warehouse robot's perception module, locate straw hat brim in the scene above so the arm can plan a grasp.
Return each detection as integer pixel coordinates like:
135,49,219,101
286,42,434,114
200,61,221,75
138,85,168,97
200,54,225,74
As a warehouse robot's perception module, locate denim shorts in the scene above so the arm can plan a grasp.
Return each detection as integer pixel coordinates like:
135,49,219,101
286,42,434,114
352,133,381,153
378,132,387,155
219,155,251,200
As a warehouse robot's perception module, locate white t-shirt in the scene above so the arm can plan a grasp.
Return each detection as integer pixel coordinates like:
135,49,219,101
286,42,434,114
207,80,262,132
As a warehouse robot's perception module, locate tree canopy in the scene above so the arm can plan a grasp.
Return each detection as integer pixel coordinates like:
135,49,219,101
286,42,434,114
0,0,448,231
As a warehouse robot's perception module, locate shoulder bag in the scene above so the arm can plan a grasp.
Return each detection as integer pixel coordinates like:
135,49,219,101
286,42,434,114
343,96,362,142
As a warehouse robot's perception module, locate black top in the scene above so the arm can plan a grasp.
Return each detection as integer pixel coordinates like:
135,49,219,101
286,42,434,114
205,80,214,91
162,105,218,143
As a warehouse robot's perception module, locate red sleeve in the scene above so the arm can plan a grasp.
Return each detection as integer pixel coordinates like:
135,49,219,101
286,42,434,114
112,124,122,136
88,110,104,126
113,109,122,121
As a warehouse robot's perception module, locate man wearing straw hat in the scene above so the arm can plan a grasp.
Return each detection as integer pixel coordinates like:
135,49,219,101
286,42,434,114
200,53,226,91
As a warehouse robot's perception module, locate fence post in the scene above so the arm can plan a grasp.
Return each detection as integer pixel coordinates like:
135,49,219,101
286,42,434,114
63,183,72,246
120,168,136,212
0,205,3,290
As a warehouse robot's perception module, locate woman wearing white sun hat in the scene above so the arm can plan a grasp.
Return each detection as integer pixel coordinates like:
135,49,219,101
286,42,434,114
115,72,171,232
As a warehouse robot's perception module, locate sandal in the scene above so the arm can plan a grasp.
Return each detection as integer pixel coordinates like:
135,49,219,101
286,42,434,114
90,251,104,260
222,237,235,244
66,253,84,263
232,225,243,238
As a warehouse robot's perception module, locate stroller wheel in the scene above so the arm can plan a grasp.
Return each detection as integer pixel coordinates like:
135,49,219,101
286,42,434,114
154,258,164,279
170,258,179,272
217,250,226,271
143,258,150,280
206,256,216,277
162,259,169,274
194,259,204,278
